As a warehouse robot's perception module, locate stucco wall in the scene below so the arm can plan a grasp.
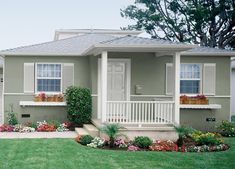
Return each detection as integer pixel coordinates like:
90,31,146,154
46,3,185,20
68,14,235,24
3,53,231,130
4,55,91,123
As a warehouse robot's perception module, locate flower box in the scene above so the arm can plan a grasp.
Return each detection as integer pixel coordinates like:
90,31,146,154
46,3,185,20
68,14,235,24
180,95,209,105
34,93,64,102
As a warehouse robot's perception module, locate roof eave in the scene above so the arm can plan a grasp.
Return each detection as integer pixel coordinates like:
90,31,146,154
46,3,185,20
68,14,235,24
181,52,235,56
83,44,197,56
0,53,83,56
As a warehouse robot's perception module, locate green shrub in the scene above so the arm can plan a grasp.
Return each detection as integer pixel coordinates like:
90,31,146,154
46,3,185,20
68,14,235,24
231,116,235,123
48,120,60,128
217,120,235,137
133,136,153,149
174,125,196,146
65,86,92,126
7,104,18,125
80,135,94,145
191,131,223,146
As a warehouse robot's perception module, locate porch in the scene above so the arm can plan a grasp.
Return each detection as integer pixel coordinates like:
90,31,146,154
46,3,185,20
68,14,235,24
95,51,182,127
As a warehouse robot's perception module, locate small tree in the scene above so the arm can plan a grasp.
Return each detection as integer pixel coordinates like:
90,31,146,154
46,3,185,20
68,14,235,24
174,125,195,146
65,86,92,126
100,123,124,148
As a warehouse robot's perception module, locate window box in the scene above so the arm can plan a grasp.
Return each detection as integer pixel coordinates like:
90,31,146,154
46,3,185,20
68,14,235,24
180,95,209,105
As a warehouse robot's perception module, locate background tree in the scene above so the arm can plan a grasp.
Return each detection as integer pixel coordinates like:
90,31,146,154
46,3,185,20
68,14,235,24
121,0,235,49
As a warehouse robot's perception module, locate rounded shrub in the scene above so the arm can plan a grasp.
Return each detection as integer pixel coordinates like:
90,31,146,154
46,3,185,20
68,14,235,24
80,135,94,145
65,86,92,126
133,136,153,149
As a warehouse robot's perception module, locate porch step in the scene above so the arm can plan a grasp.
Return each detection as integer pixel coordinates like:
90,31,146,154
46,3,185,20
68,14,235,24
75,128,89,136
83,124,99,137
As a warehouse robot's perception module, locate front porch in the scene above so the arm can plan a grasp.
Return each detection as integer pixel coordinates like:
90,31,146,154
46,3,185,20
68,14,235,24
95,51,181,127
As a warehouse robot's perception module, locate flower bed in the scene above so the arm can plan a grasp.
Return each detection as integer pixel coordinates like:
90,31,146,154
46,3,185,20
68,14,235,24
0,120,70,133
75,124,230,153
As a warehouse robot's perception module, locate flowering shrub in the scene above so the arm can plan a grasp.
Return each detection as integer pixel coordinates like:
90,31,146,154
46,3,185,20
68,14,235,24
185,144,229,152
37,124,56,132
127,145,140,151
0,124,14,132
114,139,127,148
191,131,223,145
149,140,178,151
217,120,235,137
87,137,105,148
56,123,69,132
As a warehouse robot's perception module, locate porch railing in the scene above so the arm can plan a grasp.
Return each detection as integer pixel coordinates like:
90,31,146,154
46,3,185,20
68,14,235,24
106,101,174,124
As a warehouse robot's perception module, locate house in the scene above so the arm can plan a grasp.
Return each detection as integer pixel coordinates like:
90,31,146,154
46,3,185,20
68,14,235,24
232,58,235,116
0,29,234,138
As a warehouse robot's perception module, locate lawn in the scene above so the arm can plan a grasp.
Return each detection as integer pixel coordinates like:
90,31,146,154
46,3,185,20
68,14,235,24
0,138,234,169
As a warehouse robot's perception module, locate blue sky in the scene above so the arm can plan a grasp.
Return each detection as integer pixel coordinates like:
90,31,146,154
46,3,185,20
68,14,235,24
0,0,135,50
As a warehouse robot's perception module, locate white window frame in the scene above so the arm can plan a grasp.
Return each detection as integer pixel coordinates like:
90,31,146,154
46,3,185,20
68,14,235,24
180,63,202,95
35,63,63,94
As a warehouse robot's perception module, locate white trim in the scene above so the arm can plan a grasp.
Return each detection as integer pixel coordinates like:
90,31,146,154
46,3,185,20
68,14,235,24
131,95,173,97
35,63,63,94
101,51,108,123
180,104,221,109
91,94,98,97
98,59,101,119
173,52,181,125
19,101,66,107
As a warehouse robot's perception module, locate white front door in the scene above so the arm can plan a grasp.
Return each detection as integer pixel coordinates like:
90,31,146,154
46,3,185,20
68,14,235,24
107,61,127,101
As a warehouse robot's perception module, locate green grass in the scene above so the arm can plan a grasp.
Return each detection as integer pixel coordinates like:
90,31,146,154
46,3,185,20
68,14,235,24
0,138,234,169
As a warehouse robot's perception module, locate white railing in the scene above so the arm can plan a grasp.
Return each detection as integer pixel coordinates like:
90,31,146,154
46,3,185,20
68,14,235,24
106,101,174,124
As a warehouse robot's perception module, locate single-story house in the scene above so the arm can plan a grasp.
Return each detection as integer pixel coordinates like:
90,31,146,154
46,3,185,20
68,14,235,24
0,29,234,133
232,58,235,116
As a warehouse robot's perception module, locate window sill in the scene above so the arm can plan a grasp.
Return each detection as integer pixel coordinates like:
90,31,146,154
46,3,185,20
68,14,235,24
19,101,67,107
180,104,221,109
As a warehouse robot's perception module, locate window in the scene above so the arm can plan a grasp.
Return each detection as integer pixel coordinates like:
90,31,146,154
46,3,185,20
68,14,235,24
36,63,62,92
180,64,201,94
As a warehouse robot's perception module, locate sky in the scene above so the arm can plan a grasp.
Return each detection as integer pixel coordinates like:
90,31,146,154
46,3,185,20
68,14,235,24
0,0,136,50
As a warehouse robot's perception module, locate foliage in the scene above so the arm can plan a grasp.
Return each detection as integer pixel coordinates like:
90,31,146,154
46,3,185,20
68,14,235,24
121,0,235,49
231,116,235,122
24,122,37,129
149,140,178,151
217,120,235,137
133,136,153,149
56,123,69,132
48,120,60,129
191,131,223,145
0,124,14,132
127,145,140,151
7,104,18,125
65,86,92,126
100,123,124,148
79,135,94,145
114,138,128,148
87,137,105,148
174,125,196,146
186,144,229,152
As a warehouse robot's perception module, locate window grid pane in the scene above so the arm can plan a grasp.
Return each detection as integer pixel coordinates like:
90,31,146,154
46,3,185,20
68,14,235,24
37,64,61,92
180,64,200,94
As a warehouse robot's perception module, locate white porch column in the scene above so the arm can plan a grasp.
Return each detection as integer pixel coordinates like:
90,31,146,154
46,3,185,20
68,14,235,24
101,51,108,123
173,52,181,125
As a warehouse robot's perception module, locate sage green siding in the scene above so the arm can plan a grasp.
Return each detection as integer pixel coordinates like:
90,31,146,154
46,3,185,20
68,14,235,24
3,53,231,130
4,55,91,123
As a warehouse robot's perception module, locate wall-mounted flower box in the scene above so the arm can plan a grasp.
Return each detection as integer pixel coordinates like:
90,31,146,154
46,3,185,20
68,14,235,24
34,93,64,102
180,95,209,105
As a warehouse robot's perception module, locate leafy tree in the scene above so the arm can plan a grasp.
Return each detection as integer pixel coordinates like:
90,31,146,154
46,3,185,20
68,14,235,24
121,0,235,49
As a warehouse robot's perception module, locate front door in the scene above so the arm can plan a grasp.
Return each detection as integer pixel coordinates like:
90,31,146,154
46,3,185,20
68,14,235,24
107,61,128,101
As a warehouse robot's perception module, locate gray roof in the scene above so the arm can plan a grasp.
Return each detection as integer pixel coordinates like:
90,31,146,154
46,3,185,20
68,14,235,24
182,46,235,56
100,35,183,45
1,34,116,56
1,33,235,56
